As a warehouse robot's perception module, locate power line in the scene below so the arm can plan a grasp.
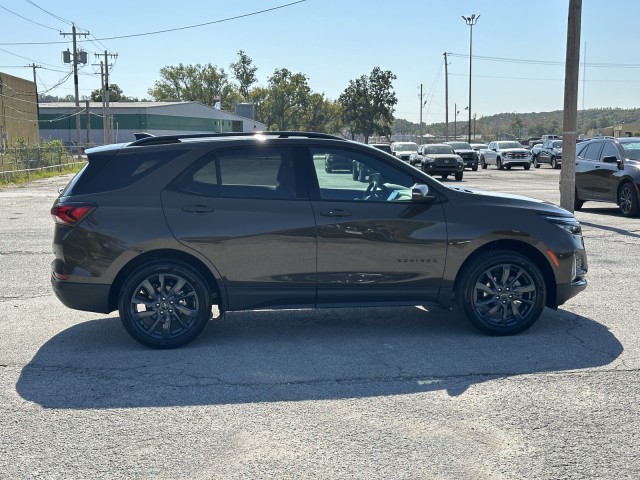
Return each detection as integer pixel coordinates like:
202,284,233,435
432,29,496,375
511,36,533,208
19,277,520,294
0,1,307,45
24,0,73,26
0,4,60,31
449,53,640,69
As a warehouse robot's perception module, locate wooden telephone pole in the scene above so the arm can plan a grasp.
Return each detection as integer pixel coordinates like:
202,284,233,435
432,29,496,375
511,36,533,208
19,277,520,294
560,0,582,212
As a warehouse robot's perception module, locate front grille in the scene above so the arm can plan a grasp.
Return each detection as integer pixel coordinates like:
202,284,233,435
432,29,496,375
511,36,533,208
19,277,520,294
506,152,529,159
435,158,456,166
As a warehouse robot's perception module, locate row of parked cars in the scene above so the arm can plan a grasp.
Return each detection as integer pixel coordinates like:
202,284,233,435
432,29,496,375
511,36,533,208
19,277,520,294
373,135,640,218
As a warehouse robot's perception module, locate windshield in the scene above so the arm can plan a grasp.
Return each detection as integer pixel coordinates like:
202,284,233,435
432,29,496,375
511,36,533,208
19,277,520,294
498,142,523,149
621,141,640,160
394,143,418,152
448,142,472,149
425,145,454,155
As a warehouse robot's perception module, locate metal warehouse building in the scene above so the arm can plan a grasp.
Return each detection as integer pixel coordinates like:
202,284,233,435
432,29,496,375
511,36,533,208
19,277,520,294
0,71,39,148
39,101,266,147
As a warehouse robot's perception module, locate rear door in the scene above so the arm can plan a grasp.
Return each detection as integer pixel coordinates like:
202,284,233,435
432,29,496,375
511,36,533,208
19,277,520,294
576,141,605,200
306,146,448,306
161,146,317,311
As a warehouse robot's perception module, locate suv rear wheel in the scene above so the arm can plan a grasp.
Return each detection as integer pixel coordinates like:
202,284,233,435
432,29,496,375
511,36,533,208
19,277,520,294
457,250,546,335
118,261,212,348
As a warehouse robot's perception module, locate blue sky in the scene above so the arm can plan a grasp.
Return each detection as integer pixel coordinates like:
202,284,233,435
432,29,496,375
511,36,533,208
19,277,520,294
1,0,638,124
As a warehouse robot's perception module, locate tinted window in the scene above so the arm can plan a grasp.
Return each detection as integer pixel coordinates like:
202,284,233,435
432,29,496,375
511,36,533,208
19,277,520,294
580,142,603,161
172,147,298,199
600,142,619,160
312,147,415,202
66,149,189,195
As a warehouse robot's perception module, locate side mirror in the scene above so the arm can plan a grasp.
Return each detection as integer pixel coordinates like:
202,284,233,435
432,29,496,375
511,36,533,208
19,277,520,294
411,184,437,202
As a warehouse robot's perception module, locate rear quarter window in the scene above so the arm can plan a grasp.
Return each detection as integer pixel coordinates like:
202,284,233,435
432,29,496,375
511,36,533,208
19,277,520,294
65,149,189,195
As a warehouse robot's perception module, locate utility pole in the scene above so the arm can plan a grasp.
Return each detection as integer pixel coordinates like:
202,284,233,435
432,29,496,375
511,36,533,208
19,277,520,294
96,50,117,144
61,24,88,157
560,0,582,212
444,52,450,141
419,84,424,142
29,63,42,119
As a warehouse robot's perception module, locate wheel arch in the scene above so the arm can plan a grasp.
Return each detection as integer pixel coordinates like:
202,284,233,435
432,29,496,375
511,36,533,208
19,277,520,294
108,249,224,313
451,239,557,308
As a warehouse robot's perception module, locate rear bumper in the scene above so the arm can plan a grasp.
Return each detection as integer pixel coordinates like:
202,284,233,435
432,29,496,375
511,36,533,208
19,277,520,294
51,274,112,314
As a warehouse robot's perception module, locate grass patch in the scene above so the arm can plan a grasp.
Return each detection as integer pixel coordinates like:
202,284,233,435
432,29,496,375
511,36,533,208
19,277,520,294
0,162,85,187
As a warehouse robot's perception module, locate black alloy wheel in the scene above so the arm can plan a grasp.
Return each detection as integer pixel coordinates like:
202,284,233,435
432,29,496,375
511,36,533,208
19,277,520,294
119,261,212,348
618,182,640,217
458,250,546,335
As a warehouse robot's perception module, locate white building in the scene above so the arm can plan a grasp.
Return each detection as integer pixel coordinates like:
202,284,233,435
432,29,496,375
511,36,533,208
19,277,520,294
39,101,266,146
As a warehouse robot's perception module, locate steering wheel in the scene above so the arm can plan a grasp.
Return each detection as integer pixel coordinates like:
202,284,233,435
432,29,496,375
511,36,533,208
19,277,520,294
363,178,388,200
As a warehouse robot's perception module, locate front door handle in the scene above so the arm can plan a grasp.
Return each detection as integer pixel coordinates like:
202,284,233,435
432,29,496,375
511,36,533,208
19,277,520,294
181,205,214,213
320,209,351,218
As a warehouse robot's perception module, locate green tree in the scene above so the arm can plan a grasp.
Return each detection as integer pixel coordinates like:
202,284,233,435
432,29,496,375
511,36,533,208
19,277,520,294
259,68,312,130
147,63,230,107
230,50,258,103
338,67,397,143
89,83,136,102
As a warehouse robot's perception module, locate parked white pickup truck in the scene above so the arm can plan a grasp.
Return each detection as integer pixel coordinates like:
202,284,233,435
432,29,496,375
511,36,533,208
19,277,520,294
480,140,532,170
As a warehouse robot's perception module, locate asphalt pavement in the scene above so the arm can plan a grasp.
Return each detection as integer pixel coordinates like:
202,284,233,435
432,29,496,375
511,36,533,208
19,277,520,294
0,167,638,479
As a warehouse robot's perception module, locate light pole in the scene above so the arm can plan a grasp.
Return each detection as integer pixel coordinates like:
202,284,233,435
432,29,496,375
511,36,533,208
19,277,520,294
462,14,479,143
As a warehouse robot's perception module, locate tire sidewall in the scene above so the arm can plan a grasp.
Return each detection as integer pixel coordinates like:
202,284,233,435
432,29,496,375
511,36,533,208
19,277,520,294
118,261,212,348
458,250,546,335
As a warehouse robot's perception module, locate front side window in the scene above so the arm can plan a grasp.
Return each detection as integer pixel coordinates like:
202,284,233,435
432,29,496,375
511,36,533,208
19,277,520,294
580,142,603,161
600,142,619,160
312,147,415,202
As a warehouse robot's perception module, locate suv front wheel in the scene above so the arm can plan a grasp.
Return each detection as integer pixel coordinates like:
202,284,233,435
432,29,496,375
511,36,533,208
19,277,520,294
618,183,640,217
457,250,546,335
118,261,212,348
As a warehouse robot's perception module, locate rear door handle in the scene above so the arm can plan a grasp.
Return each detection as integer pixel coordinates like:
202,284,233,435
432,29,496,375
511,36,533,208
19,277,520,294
320,209,351,218
181,205,214,213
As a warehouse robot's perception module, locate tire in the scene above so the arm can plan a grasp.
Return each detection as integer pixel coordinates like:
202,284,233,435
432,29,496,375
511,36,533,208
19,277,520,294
524,163,531,170
481,157,487,169
457,250,546,335
118,261,212,348
618,182,640,217
574,189,584,211
551,157,559,169
506,164,512,170
497,158,503,170
455,171,463,181
534,157,540,168
472,165,478,171
440,174,448,180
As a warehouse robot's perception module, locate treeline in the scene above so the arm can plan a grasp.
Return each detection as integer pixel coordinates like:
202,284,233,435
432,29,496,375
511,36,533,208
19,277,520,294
394,107,640,140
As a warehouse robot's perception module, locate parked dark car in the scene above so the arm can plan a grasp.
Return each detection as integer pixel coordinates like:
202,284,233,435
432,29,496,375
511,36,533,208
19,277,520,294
536,139,563,169
370,143,392,154
575,136,640,217
51,131,587,348
324,152,352,173
444,141,479,171
415,144,464,180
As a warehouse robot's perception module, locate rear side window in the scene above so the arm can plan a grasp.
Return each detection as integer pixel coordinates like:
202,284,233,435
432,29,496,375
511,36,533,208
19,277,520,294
170,147,298,200
65,149,188,195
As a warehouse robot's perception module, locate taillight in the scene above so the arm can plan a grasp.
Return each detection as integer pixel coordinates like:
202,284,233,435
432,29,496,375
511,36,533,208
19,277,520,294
50,203,95,225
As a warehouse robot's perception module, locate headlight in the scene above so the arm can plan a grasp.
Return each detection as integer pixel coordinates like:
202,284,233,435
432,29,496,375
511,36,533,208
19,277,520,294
542,215,581,235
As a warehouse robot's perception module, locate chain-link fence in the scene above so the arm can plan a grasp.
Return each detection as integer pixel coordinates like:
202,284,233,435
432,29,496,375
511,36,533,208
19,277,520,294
0,143,85,182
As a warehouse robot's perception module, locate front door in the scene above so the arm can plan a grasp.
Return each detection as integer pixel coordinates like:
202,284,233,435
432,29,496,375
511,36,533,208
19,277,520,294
307,146,448,306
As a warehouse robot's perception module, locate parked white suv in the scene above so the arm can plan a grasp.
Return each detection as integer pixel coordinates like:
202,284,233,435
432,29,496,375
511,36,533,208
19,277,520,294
390,142,418,162
481,141,532,170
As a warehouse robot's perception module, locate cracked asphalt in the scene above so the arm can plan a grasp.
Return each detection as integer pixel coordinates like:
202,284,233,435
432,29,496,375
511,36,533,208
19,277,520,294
0,168,638,479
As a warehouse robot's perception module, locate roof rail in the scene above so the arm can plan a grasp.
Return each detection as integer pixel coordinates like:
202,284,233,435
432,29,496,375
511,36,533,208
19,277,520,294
128,131,345,147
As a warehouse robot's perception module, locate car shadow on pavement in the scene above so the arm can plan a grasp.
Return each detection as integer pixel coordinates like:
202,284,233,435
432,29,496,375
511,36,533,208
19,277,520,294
16,306,622,409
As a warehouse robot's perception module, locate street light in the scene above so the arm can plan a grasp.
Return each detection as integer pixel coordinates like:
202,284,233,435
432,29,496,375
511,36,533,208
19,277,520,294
462,13,480,143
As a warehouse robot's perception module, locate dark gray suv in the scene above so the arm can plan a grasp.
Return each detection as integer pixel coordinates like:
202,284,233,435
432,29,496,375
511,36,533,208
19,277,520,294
51,132,588,348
